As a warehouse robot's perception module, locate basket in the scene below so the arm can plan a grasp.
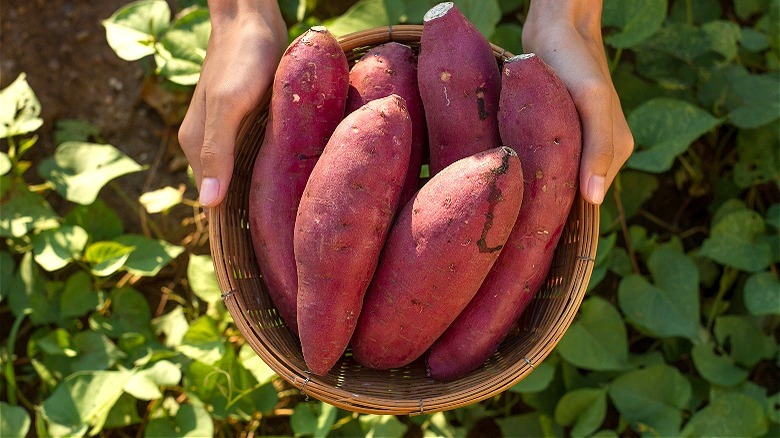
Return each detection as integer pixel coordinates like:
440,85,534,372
209,25,599,415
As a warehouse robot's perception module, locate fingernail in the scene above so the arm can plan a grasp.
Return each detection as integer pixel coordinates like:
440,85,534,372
587,175,606,204
199,177,219,206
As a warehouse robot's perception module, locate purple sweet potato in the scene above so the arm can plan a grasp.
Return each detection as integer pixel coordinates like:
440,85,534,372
295,95,412,376
249,27,349,335
426,53,581,381
350,146,524,370
346,42,426,206
417,2,502,176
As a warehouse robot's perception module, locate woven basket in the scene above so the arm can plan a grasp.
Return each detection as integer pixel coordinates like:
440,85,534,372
210,25,599,415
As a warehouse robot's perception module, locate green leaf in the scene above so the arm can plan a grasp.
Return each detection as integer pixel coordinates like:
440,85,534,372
103,0,171,61
291,402,338,438
38,142,144,205
602,0,667,48
139,186,183,214
0,152,11,175
556,297,631,371
63,199,124,241
177,316,224,365
734,0,770,20
554,388,607,438
72,332,125,372
733,123,780,188
144,400,213,438
603,171,660,224
54,119,101,145
84,241,135,277
31,225,89,271
714,315,776,367
114,234,184,276
0,178,60,238
10,253,59,324
700,207,771,272
681,394,768,437
124,360,182,400
0,402,31,438
702,20,741,61
104,393,142,429
323,0,404,37
618,248,700,340
238,344,277,385
359,414,407,438
60,271,102,319
152,306,190,348
187,254,220,303
489,23,523,56
40,370,134,437
729,72,780,128
744,271,780,316
496,412,561,438
691,343,750,387
0,251,16,303
154,8,210,85
608,364,691,436
185,346,278,420
740,26,771,52
627,98,722,173
90,288,153,339
509,359,556,393
291,402,318,437
668,0,721,24
0,73,43,138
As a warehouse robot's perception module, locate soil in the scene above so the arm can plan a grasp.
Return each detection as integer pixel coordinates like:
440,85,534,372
1,0,196,243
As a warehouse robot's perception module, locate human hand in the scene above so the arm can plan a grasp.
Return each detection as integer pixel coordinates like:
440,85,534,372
522,0,634,204
178,0,287,207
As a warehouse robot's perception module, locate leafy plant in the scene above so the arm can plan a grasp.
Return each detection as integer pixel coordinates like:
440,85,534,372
2,0,778,437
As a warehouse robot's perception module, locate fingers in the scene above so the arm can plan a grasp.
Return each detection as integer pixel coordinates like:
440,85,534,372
178,81,207,189
198,87,247,207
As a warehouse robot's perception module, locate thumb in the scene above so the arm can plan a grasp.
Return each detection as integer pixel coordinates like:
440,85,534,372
574,82,616,205
198,99,242,207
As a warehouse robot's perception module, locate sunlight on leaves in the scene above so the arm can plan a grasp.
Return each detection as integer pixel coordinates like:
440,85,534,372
139,186,183,214
103,0,171,61
0,73,43,139
38,142,144,205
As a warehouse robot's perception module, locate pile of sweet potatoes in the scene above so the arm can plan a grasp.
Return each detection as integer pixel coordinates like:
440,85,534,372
248,2,581,380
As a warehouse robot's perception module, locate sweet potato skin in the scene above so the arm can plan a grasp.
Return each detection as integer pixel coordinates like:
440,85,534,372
295,95,412,376
426,53,582,381
350,146,524,370
417,2,502,176
249,27,349,335
346,42,425,206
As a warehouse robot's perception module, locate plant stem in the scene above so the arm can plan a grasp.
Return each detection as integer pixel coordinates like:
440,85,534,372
613,179,641,274
609,47,624,74
109,182,165,239
707,267,738,331
4,311,28,406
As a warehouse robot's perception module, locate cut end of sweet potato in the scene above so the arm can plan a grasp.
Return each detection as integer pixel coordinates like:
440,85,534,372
310,25,327,33
506,53,537,63
424,2,455,22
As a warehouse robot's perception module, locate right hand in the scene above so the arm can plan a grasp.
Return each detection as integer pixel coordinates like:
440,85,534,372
178,1,287,207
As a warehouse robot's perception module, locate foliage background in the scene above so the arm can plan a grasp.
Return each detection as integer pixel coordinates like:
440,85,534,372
1,0,778,436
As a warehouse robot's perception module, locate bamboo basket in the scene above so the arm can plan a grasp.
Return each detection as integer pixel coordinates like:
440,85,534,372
210,25,599,415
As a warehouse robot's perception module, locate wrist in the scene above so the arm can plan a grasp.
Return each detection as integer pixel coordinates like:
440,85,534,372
523,0,603,50
207,0,284,31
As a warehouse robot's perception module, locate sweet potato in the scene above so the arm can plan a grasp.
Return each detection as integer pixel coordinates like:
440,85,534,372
346,42,425,206
426,53,581,381
350,146,524,370
417,2,502,176
249,27,349,335
295,95,412,375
